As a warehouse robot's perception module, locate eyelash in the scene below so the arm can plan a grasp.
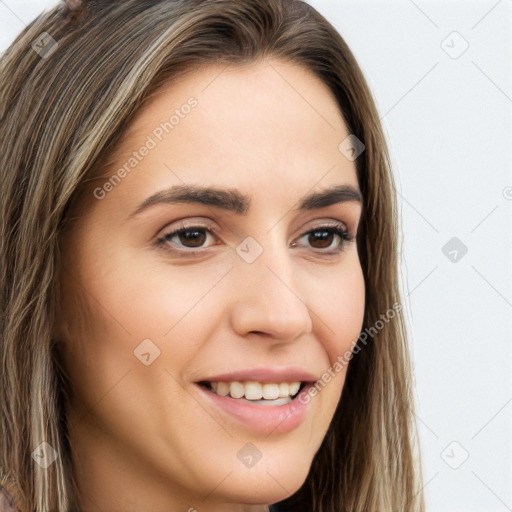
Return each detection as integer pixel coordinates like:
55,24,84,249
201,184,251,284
155,221,353,257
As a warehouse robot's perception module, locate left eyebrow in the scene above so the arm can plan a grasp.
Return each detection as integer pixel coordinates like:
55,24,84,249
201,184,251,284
128,183,362,219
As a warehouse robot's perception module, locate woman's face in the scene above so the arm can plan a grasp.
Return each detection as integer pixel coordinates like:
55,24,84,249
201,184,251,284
56,58,365,511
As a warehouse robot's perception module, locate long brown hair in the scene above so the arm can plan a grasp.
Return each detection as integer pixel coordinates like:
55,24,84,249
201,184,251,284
0,1,425,510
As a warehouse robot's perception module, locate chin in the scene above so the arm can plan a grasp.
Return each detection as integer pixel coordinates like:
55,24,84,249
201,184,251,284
205,453,311,505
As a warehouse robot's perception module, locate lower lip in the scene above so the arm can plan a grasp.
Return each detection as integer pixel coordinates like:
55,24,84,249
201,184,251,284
196,384,313,435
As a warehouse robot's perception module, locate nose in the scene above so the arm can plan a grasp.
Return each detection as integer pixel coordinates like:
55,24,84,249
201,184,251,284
228,239,313,343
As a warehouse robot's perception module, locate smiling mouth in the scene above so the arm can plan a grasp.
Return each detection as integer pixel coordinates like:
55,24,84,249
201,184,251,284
198,380,307,406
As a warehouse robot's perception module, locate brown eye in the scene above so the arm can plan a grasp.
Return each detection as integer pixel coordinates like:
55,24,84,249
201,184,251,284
308,229,336,249
293,224,351,252
156,221,352,256
162,227,212,249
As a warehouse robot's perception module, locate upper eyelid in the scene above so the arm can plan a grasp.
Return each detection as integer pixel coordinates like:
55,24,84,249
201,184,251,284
160,215,350,232
158,220,352,252
159,218,350,238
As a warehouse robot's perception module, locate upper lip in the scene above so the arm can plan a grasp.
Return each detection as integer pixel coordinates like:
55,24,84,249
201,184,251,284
197,366,318,384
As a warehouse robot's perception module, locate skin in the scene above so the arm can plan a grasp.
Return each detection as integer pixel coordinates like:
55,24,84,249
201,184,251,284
55,58,365,512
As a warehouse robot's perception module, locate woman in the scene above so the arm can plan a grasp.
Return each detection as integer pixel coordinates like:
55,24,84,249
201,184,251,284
0,0,425,510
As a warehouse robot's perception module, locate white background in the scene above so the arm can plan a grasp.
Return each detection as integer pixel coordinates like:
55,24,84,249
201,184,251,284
1,1,511,511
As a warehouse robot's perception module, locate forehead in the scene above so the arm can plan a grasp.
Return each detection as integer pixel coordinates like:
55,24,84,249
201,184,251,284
95,58,360,213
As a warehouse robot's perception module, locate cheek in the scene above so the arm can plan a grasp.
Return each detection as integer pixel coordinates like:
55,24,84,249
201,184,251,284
310,257,365,366
290,256,364,418
61,253,235,420
102,260,235,370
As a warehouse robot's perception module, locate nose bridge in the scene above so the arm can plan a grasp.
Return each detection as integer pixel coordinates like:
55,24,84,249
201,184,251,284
229,230,313,341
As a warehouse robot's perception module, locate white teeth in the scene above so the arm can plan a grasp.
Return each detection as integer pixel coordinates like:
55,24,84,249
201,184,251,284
278,383,289,398
229,381,245,399
289,382,301,396
250,396,292,406
245,381,262,400
216,381,230,396
262,383,279,400
206,380,302,401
